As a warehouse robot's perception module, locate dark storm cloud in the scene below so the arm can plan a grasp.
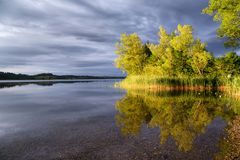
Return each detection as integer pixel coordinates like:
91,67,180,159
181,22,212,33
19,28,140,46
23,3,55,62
73,60,113,68
46,44,97,53
67,32,116,43
0,46,50,56
0,0,234,75
206,39,229,56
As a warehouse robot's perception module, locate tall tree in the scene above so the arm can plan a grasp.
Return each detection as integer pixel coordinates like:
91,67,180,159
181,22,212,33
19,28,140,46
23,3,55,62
170,25,194,52
203,0,240,48
170,25,194,76
115,33,150,75
190,40,213,76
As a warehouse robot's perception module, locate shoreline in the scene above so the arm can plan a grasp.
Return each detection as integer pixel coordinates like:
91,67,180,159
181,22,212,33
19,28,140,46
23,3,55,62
0,79,122,83
115,80,240,98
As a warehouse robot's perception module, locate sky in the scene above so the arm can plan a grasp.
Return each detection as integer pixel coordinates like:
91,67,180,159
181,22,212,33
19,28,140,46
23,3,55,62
0,0,236,76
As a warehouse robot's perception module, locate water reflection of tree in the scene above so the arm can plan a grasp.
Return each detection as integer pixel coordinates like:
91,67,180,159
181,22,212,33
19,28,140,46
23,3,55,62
115,90,239,152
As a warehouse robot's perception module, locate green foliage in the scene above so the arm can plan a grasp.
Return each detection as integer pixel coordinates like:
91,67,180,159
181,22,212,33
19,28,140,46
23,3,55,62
190,40,213,76
115,33,150,75
115,25,218,78
203,0,240,48
215,52,240,78
170,25,194,52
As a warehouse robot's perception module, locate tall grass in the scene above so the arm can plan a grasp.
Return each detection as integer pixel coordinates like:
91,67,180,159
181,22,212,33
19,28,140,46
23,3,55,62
225,77,240,96
115,75,240,96
116,75,222,91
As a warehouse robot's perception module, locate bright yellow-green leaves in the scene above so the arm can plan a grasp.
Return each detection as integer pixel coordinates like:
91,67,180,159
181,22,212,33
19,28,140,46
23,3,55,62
115,25,213,77
191,40,213,76
158,26,171,51
215,52,240,78
171,25,194,52
115,33,149,75
192,51,212,76
203,0,240,48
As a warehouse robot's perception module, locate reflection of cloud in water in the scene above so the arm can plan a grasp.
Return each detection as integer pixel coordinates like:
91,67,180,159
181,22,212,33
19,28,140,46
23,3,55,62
115,90,240,152
0,80,98,90
0,80,123,138
0,122,16,136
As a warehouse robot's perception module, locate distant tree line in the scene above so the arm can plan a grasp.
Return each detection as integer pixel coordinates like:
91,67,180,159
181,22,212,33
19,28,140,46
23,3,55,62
0,72,124,80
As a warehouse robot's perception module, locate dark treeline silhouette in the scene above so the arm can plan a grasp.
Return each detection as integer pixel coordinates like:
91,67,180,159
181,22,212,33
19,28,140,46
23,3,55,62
0,81,97,89
0,72,125,80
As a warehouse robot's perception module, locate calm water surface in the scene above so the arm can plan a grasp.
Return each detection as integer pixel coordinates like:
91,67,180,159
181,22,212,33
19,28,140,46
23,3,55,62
0,80,239,160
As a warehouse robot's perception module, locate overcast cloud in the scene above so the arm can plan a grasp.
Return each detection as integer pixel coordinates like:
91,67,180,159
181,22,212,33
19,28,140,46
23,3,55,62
0,0,236,76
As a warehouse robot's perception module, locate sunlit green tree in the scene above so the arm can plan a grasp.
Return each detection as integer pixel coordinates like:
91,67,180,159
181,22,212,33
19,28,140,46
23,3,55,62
203,0,240,48
190,40,213,76
115,33,151,75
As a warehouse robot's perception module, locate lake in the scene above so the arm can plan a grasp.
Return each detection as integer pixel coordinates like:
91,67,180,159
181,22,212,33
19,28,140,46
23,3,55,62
0,80,239,160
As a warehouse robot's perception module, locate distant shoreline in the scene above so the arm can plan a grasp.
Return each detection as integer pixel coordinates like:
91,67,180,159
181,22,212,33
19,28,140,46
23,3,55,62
0,79,124,83
0,72,125,81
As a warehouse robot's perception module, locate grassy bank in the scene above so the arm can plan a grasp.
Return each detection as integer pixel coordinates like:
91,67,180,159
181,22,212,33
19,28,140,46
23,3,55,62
227,77,240,96
116,75,220,90
115,75,240,95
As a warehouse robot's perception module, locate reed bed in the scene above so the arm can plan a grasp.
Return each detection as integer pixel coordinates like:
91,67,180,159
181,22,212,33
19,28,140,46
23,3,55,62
225,77,240,96
115,75,240,96
116,75,222,91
